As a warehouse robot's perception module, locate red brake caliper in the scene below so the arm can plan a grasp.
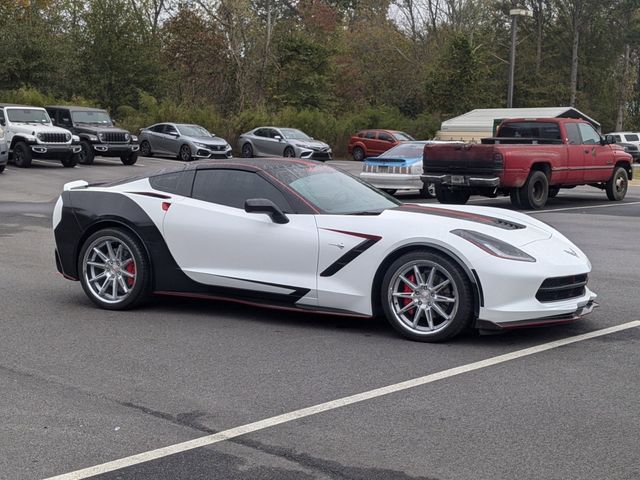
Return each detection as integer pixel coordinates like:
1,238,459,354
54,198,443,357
401,274,415,315
126,262,135,287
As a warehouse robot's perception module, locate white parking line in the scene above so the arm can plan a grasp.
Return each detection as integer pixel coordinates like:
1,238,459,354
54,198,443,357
45,320,640,480
529,201,640,214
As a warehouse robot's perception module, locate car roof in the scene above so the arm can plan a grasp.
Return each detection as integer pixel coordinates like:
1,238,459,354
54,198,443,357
0,103,36,108
46,105,108,112
184,157,321,173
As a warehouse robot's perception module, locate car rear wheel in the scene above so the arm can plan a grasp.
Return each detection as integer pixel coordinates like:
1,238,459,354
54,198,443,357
352,146,365,162
179,144,192,161
120,152,138,165
0,165,5,173
509,189,522,208
605,166,628,201
79,140,95,165
435,187,470,205
139,140,153,157
13,142,32,168
283,147,295,158
78,228,151,310
381,250,473,342
517,170,548,209
241,143,253,158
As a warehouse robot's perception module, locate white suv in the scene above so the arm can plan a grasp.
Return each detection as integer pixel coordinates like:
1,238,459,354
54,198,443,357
0,104,81,168
608,131,640,147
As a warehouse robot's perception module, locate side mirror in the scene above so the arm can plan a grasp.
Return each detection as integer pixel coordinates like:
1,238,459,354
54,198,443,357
274,135,282,141
244,198,289,224
0,119,5,127
603,134,616,145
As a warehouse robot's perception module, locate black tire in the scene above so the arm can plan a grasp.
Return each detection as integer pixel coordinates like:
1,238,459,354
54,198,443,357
548,186,560,198
380,250,474,342
139,140,153,157
435,186,470,205
241,143,253,158
509,189,522,208
383,189,397,195
13,142,32,168
78,228,151,310
61,154,78,168
605,166,628,201
179,144,192,161
517,170,548,209
352,146,365,162
420,182,435,199
78,140,95,165
283,146,295,158
120,152,138,165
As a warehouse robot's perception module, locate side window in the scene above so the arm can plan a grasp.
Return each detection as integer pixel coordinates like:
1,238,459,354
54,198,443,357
365,131,376,139
151,124,165,133
613,135,622,142
565,123,581,145
578,123,600,145
0,109,4,126
149,171,195,196
254,128,267,137
192,169,292,212
357,132,364,138
624,134,639,142
46,109,57,124
60,110,72,127
378,132,394,142
165,125,178,135
269,129,281,139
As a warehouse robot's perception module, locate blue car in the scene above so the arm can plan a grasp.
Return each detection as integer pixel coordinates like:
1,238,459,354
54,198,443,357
360,141,444,198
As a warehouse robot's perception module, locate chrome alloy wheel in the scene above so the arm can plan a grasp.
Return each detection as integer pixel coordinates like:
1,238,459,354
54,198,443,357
388,260,459,335
83,236,137,304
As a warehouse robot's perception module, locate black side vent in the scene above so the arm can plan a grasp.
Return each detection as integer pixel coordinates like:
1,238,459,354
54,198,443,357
536,274,588,303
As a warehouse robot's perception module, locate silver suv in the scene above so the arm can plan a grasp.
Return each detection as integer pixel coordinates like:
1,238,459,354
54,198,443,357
0,104,81,168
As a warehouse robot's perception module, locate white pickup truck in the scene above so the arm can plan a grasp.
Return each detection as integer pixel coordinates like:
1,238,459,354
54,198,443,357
0,104,81,168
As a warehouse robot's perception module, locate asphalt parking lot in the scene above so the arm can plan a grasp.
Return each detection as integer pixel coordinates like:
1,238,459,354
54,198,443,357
1,156,640,480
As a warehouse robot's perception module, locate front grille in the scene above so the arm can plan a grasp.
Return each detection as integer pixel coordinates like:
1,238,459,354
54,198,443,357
311,152,332,160
102,132,128,143
536,274,588,303
40,133,69,143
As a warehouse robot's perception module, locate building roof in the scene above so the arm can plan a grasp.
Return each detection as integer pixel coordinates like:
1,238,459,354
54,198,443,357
440,107,600,133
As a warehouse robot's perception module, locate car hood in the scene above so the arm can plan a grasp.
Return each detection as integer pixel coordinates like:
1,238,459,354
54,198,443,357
383,204,553,247
291,139,329,149
75,126,130,135
11,123,70,135
186,135,228,145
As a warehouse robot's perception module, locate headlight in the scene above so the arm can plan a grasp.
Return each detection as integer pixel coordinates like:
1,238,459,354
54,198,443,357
451,229,536,262
194,142,210,148
225,143,231,150
124,133,130,141
88,135,99,142
66,132,72,141
131,135,138,142
36,132,43,141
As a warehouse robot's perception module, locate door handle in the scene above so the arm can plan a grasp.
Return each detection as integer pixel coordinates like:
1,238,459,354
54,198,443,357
584,149,590,154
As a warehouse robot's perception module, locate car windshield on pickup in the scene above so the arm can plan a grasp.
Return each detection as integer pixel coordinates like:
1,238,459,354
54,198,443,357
7,108,51,124
71,110,113,126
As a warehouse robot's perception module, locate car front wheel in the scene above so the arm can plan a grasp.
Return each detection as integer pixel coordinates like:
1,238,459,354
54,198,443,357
352,146,365,162
605,166,628,201
179,144,192,161
78,228,151,310
381,250,473,342
79,140,95,165
139,140,153,157
120,152,138,165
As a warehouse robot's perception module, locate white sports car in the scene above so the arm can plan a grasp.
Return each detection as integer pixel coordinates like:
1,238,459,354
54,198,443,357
53,159,597,341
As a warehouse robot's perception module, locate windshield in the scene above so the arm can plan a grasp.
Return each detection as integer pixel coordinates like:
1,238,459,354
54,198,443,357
378,142,426,159
177,125,212,137
71,110,113,125
393,132,414,141
270,164,400,214
281,128,311,140
7,108,51,124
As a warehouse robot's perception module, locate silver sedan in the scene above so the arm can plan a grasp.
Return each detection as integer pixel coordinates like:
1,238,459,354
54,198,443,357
139,123,232,161
237,127,332,161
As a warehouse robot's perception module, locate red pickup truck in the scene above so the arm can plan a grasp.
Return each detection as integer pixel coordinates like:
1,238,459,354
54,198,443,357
423,118,633,209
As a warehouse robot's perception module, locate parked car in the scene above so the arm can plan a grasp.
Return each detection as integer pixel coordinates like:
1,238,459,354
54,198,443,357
46,106,139,165
53,158,596,342
423,118,633,209
348,129,414,161
0,104,80,168
238,127,332,161
0,128,8,173
139,123,232,161
608,131,640,148
360,141,455,198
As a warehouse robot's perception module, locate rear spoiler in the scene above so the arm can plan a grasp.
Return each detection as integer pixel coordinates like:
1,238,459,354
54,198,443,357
364,157,410,163
63,180,89,191
481,137,563,145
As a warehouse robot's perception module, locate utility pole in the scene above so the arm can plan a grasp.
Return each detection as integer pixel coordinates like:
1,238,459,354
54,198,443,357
507,8,533,108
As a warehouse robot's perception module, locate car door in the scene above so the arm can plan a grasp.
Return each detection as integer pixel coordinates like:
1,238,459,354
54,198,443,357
147,124,167,153
161,168,319,305
377,131,397,154
563,122,584,184
578,123,613,182
161,124,181,155
251,128,271,156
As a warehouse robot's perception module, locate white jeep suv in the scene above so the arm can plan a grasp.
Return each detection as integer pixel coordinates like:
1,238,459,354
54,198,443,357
0,104,81,168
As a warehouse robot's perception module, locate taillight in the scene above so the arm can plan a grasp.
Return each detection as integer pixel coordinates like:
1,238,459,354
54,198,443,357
162,202,171,211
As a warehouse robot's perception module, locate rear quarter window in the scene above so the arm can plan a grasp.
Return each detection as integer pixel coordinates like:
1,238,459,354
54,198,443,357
149,170,195,196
